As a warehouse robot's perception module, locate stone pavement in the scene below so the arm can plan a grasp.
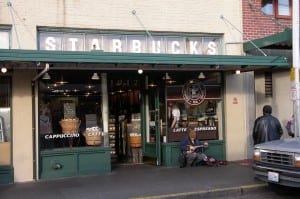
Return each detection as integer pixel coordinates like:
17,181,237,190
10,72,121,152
0,159,268,199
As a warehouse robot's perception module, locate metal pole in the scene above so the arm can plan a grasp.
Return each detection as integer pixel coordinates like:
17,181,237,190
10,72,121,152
292,0,300,138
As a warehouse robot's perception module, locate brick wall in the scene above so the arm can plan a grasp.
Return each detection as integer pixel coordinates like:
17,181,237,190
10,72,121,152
242,0,292,40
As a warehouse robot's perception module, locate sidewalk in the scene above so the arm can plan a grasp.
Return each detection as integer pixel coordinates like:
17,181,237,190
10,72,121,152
0,160,266,199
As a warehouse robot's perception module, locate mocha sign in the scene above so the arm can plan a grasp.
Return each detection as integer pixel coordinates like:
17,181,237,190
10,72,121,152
38,31,222,55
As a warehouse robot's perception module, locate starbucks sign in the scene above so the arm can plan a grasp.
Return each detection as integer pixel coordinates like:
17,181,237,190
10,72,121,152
182,79,206,105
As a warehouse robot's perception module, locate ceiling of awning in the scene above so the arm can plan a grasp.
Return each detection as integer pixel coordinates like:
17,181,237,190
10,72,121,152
243,29,292,52
0,49,289,72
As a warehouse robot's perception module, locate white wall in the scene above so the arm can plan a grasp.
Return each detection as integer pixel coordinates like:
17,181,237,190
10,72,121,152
255,71,293,139
225,72,248,160
0,0,243,54
12,70,35,182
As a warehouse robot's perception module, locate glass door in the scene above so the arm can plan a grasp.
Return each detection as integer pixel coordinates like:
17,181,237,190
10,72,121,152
143,87,161,165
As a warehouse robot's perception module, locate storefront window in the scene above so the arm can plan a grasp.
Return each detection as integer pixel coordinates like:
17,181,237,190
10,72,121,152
0,77,12,165
162,72,223,142
39,71,103,150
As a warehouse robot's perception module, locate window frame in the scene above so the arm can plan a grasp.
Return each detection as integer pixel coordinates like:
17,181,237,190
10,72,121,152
261,0,292,19
274,0,292,19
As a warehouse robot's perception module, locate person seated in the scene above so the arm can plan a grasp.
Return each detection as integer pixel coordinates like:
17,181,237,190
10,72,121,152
179,129,208,167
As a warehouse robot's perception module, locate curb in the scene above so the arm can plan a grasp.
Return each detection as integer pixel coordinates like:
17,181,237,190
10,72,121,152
131,183,268,199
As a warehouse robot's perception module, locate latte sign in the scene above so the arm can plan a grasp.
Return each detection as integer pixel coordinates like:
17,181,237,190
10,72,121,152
182,79,206,105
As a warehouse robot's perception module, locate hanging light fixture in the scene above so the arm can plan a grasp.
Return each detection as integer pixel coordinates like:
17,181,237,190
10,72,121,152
148,82,157,87
198,72,206,79
162,73,175,84
1,67,7,73
162,72,171,80
138,68,143,74
55,77,68,85
91,72,100,80
42,72,51,80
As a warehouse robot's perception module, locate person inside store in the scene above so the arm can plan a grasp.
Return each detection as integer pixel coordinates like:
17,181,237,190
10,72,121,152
168,102,180,128
286,114,295,137
179,128,208,167
252,105,283,145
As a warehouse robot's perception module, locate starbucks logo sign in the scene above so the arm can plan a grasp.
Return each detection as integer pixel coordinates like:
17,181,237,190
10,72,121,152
182,79,206,105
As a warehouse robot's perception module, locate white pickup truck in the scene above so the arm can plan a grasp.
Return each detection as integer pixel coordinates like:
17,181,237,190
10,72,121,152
253,138,300,187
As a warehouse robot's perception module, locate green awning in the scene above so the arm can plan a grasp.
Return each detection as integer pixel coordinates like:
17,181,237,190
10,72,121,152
243,29,292,52
0,49,289,72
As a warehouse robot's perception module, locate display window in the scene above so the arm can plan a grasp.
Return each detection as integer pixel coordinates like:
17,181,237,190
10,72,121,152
38,71,103,150
38,70,223,151
38,70,143,162
160,72,223,142
0,77,12,165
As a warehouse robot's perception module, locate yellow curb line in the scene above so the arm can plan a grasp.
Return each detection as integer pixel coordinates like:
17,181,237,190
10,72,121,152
131,183,268,199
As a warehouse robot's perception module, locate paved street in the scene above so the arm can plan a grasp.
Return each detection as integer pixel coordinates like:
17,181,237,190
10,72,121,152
170,185,300,199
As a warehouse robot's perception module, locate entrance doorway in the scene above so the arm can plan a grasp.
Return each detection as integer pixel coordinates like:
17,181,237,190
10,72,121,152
107,72,164,166
107,74,142,164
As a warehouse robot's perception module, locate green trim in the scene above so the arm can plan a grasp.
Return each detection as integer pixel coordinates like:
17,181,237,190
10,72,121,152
161,141,226,167
0,49,289,69
0,166,14,184
39,147,111,180
243,29,292,52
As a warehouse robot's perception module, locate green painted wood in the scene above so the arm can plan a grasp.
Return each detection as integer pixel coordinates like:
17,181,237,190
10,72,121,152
0,49,289,67
143,143,157,157
161,143,181,167
78,151,111,174
161,141,226,167
40,147,111,180
0,166,14,184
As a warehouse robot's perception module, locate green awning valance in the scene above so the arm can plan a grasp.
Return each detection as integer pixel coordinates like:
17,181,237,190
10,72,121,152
0,49,289,72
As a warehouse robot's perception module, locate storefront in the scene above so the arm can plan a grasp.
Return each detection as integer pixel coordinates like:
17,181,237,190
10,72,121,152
0,42,289,181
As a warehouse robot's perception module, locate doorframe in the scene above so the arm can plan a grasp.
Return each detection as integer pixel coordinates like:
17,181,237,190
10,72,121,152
141,82,162,165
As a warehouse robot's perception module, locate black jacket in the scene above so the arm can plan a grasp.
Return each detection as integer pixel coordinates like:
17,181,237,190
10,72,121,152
253,114,283,145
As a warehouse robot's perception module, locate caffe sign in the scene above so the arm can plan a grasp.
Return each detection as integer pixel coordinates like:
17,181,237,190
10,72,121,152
38,31,222,55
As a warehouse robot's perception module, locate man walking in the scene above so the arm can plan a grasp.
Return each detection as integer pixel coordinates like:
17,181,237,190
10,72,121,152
253,105,283,145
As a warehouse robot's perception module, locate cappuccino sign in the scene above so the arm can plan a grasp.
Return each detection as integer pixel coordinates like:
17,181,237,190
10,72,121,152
38,31,222,55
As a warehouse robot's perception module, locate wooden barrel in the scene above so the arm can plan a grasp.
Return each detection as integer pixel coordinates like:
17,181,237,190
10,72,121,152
129,136,142,147
83,130,102,146
83,128,102,146
59,118,80,134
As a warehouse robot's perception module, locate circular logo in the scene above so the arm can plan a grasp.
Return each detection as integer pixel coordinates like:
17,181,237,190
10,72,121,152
182,79,206,105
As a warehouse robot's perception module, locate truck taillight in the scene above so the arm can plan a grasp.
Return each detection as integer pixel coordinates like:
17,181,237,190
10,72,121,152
253,148,261,161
